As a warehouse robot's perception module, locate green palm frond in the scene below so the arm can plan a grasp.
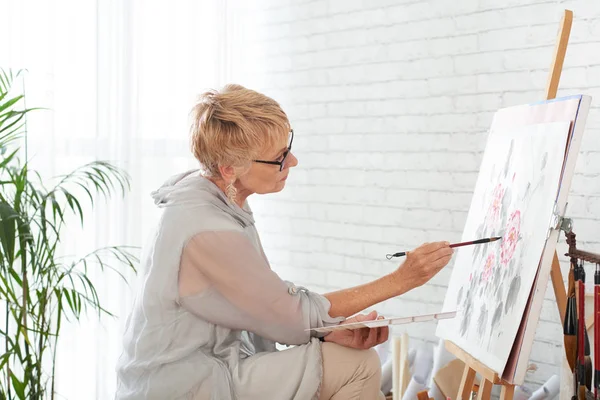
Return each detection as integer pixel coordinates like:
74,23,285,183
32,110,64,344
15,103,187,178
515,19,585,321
0,69,40,153
0,67,139,399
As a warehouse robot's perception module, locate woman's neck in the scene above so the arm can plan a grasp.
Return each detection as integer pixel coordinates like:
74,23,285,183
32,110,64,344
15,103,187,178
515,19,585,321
207,176,250,208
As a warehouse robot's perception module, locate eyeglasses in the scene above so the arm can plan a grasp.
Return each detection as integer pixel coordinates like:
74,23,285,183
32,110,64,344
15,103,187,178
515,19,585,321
253,129,294,172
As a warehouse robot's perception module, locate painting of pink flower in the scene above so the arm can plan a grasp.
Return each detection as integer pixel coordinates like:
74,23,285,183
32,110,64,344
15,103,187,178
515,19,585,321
482,253,495,281
486,184,505,224
500,210,521,265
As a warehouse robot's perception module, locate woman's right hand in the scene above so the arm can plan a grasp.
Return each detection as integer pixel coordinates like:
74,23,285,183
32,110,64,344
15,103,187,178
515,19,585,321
394,242,453,289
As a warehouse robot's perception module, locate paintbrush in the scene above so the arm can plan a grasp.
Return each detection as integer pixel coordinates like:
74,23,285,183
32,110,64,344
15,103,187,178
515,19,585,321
565,264,578,372
595,264,600,400
579,261,587,400
385,236,502,259
586,329,592,391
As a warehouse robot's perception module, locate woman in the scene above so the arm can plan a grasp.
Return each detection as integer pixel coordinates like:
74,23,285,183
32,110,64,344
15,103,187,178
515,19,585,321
115,84,453,400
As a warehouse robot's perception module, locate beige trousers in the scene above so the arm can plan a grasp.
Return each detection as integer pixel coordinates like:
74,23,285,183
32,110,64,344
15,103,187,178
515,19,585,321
194,342,385,399
319,342,385,400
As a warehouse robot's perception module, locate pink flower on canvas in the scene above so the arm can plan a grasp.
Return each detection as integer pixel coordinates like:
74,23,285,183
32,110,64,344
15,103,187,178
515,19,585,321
500,210,521,265
486,184,505,224
482,253,495,282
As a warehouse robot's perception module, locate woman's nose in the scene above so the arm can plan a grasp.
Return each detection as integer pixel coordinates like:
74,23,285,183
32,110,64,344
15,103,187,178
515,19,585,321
286,152,298,169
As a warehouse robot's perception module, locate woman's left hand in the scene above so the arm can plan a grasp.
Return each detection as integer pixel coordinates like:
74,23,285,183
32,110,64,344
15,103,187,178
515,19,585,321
323,310,389,349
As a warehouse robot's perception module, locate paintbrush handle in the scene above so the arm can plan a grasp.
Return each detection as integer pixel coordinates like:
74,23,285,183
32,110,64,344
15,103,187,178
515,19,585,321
449,238,498,248
580,280,586,363
386,237,500,259
579,271,587,392
595,280,600,392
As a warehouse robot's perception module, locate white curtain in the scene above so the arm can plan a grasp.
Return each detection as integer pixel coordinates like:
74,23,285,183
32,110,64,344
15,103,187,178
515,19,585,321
1,0,250,398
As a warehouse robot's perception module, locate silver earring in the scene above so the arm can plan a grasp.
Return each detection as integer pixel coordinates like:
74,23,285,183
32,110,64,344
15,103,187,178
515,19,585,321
226,180,237,203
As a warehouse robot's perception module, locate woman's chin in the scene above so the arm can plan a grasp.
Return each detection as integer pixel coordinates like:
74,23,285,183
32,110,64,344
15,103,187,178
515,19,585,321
271,180,288,193
255,181,286,195
273,181,287,192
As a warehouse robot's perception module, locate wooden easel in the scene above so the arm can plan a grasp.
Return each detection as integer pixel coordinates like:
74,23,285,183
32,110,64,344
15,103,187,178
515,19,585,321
444,9,574,400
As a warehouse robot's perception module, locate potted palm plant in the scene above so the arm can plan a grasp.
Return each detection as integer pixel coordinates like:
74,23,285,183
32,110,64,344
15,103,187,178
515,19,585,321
0,69,138,399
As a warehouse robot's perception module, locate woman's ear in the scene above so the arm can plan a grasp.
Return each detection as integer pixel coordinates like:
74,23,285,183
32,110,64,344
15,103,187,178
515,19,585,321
218,165,236,183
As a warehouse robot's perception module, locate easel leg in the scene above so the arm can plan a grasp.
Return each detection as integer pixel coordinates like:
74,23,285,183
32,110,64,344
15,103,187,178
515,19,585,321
544,10,573,99
458,365,476,400
551,251,567,323
546,6,572,322
545,10,574,400
500,384,515,400
477,379,493,400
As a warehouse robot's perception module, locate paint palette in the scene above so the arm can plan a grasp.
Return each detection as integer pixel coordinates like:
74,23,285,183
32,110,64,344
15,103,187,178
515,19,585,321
307,311,457,333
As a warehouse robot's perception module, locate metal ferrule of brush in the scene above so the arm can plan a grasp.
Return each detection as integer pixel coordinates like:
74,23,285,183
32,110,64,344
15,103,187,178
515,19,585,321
595,266,600,285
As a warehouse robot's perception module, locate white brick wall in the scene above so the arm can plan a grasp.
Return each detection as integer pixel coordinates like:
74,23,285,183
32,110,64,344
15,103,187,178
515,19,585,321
231,0,600,391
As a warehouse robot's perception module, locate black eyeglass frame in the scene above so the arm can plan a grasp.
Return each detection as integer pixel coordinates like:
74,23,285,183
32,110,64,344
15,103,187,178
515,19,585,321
252,129,294,172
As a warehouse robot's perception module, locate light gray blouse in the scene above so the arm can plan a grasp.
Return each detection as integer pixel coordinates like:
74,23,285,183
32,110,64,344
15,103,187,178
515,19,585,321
115,170,344,399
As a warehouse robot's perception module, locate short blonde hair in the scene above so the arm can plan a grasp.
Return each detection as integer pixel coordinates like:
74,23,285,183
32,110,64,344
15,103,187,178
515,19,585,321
190,84,290,178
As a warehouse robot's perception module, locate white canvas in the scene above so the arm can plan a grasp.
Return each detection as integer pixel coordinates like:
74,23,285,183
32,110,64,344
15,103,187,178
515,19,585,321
492,96,591,384
436,121,571,374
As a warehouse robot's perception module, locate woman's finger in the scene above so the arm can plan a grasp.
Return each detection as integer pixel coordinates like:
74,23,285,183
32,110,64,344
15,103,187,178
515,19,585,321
354,328,368,346
351,329,362,347
435,246,454,259
376,326,386,343
353,314,367,323
374,315,386,343
379,327,389,344
375,327,383,344
430,254,453,272
420,241,448,254
425,246,453,264
364,327,378,348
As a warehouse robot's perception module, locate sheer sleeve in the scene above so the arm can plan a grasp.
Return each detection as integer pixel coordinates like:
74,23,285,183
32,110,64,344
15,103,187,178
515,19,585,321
178,230,344,345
